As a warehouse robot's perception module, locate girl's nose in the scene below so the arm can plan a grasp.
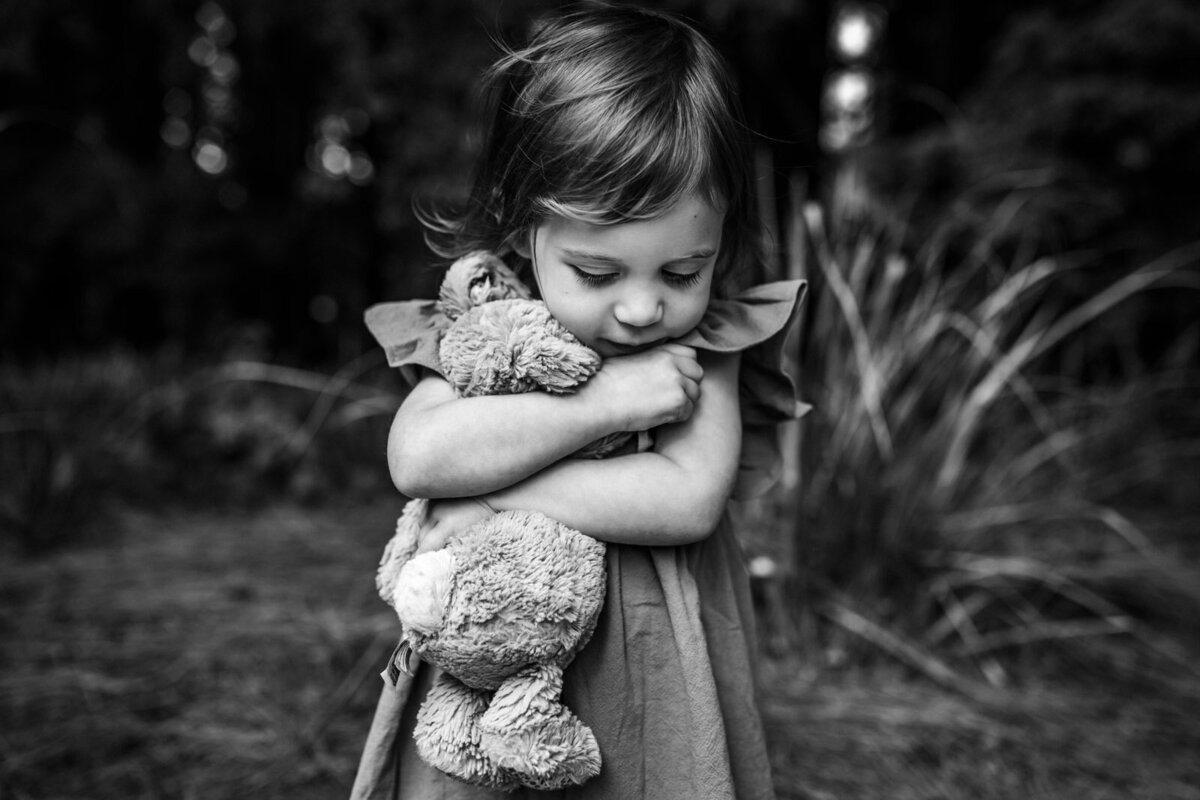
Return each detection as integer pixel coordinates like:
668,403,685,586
613,290,664,328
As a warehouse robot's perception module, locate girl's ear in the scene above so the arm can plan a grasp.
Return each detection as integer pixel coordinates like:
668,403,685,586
510,228,532,259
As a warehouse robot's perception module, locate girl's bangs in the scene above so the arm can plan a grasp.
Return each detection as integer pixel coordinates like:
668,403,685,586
532,136,726,226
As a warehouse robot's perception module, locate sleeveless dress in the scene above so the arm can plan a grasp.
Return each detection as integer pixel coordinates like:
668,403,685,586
354,280,809,800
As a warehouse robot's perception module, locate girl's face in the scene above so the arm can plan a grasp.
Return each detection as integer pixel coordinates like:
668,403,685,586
520,192,723,358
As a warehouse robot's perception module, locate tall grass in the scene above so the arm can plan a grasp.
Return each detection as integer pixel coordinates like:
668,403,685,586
788,178,1200,687
0,350,403,554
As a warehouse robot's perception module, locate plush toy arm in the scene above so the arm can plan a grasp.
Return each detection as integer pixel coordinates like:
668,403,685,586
510,326,603,394
376,498,428,607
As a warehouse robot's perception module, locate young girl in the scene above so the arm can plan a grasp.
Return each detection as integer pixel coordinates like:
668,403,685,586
354,5,807,799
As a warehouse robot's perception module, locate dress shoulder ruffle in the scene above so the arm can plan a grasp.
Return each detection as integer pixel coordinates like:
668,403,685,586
677,280,811,499
363,299,449,386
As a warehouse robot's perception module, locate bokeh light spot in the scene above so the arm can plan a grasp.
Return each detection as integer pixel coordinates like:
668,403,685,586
196,2,235,46
320,143,352,176
161,116,191,149
834,6,883,61
829,69,872,112
319,114,350,141
211,53,240,85
188,35,218,67
194,140,229,175
348,153,375,185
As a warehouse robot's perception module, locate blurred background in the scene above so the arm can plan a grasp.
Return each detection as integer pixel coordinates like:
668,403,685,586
2,0,1199,798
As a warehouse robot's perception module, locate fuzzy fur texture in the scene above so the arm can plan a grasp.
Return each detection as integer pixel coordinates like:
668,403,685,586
375,498,428,609
376,252,620,790
440,300,601,397
402,511,606,688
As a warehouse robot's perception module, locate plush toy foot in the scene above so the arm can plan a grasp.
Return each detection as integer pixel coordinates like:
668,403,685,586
414,669,520,791
479,664,601,790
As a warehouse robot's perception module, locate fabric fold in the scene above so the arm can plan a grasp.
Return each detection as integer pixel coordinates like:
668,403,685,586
363,299,448,385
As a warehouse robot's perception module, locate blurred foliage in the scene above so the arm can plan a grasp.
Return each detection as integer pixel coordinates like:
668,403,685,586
3,0,1196,364
786,188,1200,687
0,0,538,360
862,0,1200,270
848,0,1200,375
0,0,826,364
0,347,401,554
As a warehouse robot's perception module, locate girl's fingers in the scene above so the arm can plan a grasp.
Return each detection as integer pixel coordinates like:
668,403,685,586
660,343,696,358
658,343,703,381
417,519,452,554
414,522,438,554
676,357,703,382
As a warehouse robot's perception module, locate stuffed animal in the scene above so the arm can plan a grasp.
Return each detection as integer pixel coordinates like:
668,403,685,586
376,252,628,790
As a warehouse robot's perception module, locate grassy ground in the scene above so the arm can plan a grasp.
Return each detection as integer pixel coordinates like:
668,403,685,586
3,502,1198,799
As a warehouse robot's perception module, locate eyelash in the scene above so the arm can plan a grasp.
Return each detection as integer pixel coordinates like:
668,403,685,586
568,266,704,289
569,267,617,287
664,270,704,288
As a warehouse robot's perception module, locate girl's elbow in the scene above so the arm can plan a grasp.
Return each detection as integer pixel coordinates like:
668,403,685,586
387,426,436,498
387,446,420,497
667,486,729,544
389,456,421,497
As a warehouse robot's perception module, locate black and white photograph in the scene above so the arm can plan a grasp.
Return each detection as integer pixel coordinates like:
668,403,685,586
2,1,1198,798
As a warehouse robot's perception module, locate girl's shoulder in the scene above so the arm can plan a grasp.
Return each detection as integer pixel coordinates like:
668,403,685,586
677,279,812,500
679,279,811,423
678,279,808,357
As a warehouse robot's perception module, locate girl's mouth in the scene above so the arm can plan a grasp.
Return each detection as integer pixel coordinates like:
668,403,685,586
601,338,667,356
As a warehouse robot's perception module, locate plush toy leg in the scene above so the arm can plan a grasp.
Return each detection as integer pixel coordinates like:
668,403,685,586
479,664,601,790
413,669,520,791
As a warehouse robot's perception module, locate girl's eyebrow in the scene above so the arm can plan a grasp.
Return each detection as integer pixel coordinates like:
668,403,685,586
560,247,717,264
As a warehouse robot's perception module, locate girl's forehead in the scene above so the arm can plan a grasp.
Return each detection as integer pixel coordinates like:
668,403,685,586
541,193,723,256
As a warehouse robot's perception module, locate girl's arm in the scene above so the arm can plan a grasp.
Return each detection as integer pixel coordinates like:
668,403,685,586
388,344,704,498
484,350,742,546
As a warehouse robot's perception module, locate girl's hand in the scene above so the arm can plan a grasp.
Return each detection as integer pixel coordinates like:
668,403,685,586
583,343,703,431
416,497,496,554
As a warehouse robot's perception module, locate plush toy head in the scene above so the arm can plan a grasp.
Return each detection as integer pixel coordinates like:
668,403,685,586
436,250,531,321
375,251,618,790
436,252,604,399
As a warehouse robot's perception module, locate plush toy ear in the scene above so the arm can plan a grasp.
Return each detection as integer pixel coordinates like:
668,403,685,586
438,251,531,321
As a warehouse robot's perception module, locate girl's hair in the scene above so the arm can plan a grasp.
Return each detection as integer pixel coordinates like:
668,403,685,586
421,2,759,293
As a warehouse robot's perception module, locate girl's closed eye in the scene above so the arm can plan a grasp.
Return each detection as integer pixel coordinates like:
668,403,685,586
567,264,706,290
662,269,704,288
568,265,619,287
